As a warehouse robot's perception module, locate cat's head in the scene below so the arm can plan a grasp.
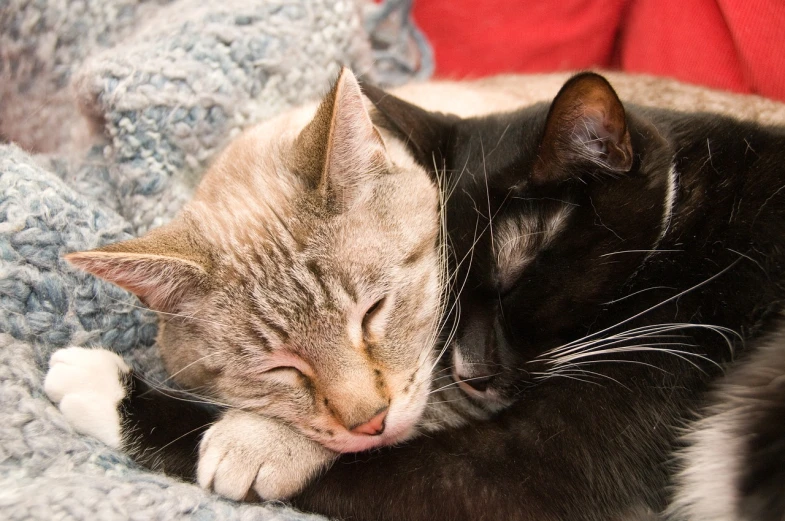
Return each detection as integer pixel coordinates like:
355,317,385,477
66,69,444,453
366,72,674,409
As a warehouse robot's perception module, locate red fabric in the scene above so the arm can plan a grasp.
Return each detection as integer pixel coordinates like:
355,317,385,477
412,0,785,101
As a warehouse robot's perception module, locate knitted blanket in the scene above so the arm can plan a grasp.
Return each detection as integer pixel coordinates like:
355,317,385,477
0,1,429,519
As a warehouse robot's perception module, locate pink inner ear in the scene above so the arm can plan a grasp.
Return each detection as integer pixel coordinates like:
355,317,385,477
321,69,389,210
65,251,206,314
536,73,633,182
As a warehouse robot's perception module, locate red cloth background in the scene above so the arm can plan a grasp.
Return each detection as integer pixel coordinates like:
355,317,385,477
412,0,785,102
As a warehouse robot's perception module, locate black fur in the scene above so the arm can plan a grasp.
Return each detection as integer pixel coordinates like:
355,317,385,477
118,372,221,480
113,74,785,521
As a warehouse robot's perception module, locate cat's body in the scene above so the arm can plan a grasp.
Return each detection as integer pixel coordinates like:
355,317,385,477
45,72,785,520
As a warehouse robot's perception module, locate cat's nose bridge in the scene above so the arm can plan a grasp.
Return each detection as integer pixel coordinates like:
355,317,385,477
334,398,390,435
349,406,388,436
457,304,500,369
323,363,390,434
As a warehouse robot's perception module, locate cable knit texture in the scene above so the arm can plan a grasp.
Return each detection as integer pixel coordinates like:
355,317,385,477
0,0,430,519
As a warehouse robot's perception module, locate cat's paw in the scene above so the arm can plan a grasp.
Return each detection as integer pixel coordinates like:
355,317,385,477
44,347,131,448
198,410,337,501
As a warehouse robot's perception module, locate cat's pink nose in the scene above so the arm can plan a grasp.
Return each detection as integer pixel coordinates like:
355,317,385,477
350,407,388,436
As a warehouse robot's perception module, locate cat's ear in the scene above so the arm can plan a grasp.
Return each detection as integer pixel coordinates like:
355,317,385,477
360,81,458,170
293,67,388,210
65,221,212,314
533,72,633,184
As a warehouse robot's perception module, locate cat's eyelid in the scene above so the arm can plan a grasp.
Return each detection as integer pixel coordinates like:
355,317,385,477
363,296,386,317
261,351,313,378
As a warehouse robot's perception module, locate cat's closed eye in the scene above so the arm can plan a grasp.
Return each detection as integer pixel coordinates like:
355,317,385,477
261,353,313,380
265,366,305,377
362,298,386,337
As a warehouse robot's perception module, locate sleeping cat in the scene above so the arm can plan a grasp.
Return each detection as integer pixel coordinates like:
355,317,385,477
48,72,785,520
44,68,454,499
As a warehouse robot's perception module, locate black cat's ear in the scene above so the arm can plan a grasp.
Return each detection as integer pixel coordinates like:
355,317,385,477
360,81,458,170
533,72,633,184
293,67,389,210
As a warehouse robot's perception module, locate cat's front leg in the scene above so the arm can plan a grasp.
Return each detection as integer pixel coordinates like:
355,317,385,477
45,346,220,479
198,410,337,501
44,346,131,448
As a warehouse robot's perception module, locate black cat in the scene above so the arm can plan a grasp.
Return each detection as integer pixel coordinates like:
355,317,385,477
113,73,785,521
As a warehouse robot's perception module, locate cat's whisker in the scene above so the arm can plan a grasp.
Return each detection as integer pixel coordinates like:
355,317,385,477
480,139,496,257
427,398,474,406
599,249,683,257
539,327,697,359
428,372,502,396
543,366,631,389
135,420,218,464
511,196,580,207
100,292,225,329
542,317,740,359
583,323,734,360
548,344,718,374
426,212,482,375
550,259,743,353
159,351,225,385
600,286,677,305
426,171,520,377
544,358,671,375
418,163,461,376
531,370,603,386
442,152,470,205
553,340,700,360
134,374,235,409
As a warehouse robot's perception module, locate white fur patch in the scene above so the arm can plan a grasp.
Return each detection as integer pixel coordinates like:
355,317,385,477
494,215,539,290
667,408,742,521
494,205,572,291
44,347,130,448
198,410,336,501
659,164,678,243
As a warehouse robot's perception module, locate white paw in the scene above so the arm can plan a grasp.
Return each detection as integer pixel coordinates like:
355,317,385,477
44,347,131,448
198,410,337,501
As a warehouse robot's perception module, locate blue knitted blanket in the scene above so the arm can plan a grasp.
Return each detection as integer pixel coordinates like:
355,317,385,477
0,1,429,519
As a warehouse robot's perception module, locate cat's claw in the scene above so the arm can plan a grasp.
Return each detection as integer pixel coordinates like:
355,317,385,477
198,410,337,501
44,347,130,448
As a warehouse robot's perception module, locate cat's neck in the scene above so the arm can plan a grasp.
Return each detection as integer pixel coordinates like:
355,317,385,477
618,110,785,354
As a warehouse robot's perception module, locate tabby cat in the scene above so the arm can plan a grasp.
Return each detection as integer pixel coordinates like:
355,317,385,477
44,68,453,499
48,72,785,521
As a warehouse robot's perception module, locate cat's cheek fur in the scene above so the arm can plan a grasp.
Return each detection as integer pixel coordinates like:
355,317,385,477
198,410,336,501
44,347,130,449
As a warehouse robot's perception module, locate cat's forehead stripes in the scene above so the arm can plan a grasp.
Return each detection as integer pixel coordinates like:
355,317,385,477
493,203,573,291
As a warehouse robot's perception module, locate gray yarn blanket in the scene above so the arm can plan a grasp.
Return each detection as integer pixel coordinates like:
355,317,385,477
0,1,430,519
